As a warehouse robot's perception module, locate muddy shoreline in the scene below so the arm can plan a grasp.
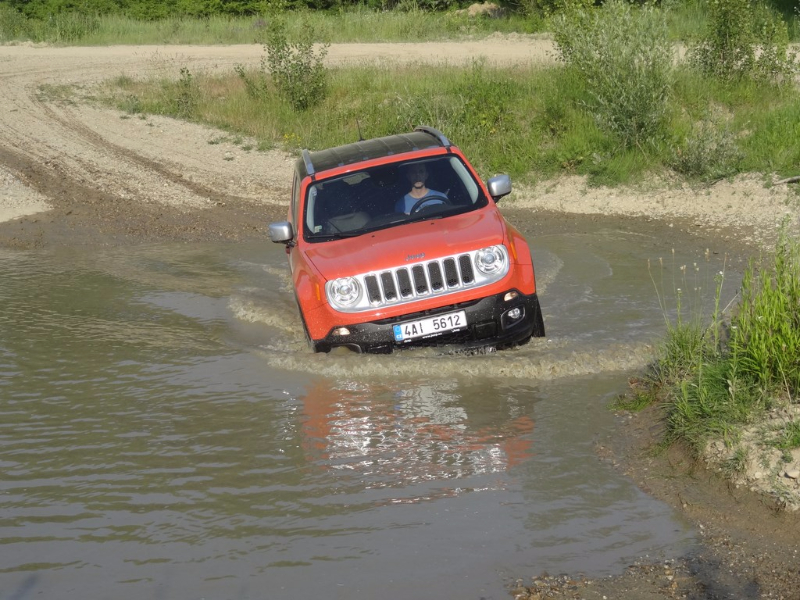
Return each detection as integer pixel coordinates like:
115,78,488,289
1,43,799,599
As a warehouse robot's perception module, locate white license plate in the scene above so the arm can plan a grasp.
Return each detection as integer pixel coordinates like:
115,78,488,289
393,310,467,342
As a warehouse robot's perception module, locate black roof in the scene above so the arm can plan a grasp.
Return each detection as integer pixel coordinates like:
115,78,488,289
297,126,452,179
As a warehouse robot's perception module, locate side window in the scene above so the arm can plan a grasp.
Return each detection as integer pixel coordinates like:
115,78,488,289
448,157,480,204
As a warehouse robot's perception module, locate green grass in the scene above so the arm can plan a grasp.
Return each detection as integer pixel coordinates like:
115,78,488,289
621,230,800,457
772,420,800,452
0,7,544,45
663,0,710,42
97,50,800,187
2,0,797,46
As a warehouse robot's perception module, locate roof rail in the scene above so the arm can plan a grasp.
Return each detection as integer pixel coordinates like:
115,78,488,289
414,126,451,149
301,149,315,178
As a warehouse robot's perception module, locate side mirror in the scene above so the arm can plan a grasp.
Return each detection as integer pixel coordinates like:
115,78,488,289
269,221,295,244
487,174,512,202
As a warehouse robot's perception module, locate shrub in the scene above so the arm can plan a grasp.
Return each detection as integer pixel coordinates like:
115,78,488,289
175,66,197,118
551,0,674,150
688,0,797,83
265,20,329,112
670,115,743,181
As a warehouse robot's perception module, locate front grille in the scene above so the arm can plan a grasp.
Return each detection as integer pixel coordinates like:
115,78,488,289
364,253,477,308
326,246,510,314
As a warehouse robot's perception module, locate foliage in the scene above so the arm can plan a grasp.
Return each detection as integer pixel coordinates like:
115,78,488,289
669,114,743,182
771,420,800,452
551,0,674,151
101,51,800,186
648,251,727,383
729,228,800,394
0,4,29,39
0,4,100,42
623,229,800,455
234,58,271,102
665,358,759,448
688,0,797,83
175,66,198,118
263,20,329,111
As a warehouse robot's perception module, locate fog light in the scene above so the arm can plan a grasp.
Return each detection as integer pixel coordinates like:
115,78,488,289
504,291,519,302
507,307,522,320
332,327,351,337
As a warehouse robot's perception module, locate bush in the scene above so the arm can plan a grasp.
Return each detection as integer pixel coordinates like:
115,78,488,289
551,0,674,150
265,20,329,112
688,0,797,83
670,115,743,181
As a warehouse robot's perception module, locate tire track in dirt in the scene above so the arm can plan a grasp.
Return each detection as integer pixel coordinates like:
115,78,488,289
0,40,555,246
38,101,233,206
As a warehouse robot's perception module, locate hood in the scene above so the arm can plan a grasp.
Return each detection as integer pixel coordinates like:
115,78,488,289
302,208,506,280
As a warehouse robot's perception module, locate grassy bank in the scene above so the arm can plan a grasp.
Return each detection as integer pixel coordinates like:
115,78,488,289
2,0,798,46
615,230,800,507
662,231,800,451
101,55,800,186
1,6,542,45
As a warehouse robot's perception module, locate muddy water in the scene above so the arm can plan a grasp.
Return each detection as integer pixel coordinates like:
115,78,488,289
0,221,736,600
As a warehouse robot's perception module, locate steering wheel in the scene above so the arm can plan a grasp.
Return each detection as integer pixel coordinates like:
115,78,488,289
409,193,452,214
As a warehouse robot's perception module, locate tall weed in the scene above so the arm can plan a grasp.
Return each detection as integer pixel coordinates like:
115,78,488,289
0,5,99,43
551,0,674,150
175,67,198,118
688,0,797,83
644,232,800,454
264,20,329,111
0,5,29,41
729,229,800,394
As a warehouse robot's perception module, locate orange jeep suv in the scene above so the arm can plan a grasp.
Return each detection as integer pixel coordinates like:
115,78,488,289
269,126,545,353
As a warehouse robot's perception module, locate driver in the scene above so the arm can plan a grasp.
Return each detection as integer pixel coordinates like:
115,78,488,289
395,163,447,214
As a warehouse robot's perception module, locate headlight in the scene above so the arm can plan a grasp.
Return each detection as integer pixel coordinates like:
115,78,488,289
327,277,362,308
475,246,507,275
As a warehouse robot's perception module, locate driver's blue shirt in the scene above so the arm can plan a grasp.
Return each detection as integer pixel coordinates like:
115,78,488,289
395,189,446,214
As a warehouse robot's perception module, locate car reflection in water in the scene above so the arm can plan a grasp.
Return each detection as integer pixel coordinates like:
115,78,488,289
299,380,535,503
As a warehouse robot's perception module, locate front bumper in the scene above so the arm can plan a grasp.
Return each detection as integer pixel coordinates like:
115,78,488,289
312,290,545,354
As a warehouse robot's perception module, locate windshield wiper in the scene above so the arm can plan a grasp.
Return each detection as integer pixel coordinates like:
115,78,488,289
407,212,445,224
309,231,365,241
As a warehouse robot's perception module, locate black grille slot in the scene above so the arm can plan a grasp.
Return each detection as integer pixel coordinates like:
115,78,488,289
365,275,381,304
358,251,489,307
459,255,474,284
380,272,397,301
428,262,444,291
444,258,459,287
412,265,428,294
397,269,413,297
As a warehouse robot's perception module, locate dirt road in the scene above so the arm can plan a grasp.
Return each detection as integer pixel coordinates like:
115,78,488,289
1,41,799,599
0,40,796,249
0,39,559,247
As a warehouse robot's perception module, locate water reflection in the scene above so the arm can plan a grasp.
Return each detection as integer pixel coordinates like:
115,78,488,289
300,379,536,502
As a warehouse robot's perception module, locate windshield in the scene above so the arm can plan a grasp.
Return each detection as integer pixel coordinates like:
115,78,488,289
303,156,488,241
